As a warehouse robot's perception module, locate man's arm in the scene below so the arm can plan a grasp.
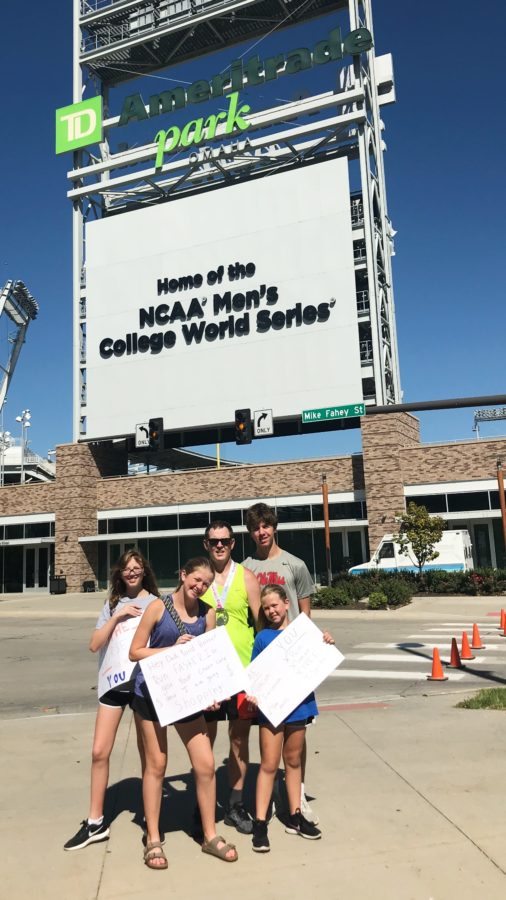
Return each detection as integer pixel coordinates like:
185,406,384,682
298,595,312,617
243,566,261,626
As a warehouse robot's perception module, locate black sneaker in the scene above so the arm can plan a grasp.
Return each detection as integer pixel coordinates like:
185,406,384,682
252,819,270,852
285,809,321,840
63,819,110,851
224,802,253,834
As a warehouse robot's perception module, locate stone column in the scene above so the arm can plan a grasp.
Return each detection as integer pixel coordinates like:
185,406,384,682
361,413,420,552
53,442,128,592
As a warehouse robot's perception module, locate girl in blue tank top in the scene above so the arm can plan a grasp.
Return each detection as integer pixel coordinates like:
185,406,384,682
129,557,238,869
247,585,335,854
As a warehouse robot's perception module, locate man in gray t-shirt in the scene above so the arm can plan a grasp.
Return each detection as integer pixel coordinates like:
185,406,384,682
241,548,314,623
242,503,314,622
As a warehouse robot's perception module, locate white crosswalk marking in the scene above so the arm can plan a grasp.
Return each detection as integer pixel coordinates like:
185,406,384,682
333,618,506,687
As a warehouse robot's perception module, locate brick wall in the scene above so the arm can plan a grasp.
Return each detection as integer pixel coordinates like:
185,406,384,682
401,438,506,484
362,413,420,549
97,454,363,509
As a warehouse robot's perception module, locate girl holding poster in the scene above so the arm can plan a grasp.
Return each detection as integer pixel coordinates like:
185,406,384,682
129,557,239,869
64,549,160,851
248,585,335,853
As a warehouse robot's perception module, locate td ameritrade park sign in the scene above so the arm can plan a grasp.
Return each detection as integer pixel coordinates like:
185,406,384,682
55,25,372,155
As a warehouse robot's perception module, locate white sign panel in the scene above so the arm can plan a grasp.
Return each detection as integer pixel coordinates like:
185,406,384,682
246,613,344,728
135,422,150,448
98,617,141,699
139,627,247,726
254,408,274,438
85,158,361,439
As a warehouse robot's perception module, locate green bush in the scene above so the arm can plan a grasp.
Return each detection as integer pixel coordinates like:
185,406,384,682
313,586,356,609
368,590,388,609
378,578,412,607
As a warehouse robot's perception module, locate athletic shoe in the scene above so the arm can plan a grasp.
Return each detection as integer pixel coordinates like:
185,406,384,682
224,802,253,834
285,809,322,840
252,819,270,852
301,791,319,826
63,819,110,851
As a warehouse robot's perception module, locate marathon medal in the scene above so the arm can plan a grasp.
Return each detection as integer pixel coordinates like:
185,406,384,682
212,561,236,627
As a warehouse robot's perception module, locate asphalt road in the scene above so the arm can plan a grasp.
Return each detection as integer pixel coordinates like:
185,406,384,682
1,592,503,719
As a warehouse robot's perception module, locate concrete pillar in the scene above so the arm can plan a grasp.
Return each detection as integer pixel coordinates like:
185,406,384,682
53,442,127,592
361,413,420,552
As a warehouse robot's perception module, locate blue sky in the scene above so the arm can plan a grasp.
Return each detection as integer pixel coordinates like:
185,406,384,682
2,1,505,463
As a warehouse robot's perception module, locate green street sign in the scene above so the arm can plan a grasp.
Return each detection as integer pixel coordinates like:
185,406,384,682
55,97,103,154
302,403,365,424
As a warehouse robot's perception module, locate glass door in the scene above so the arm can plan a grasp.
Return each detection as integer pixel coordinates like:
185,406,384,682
23,546,50,591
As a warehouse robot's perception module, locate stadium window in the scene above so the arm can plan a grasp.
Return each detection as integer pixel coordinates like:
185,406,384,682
179,511,210,529
447,492,489,513
148,514,177,531
276,505,312,522
405,494,447,514
107,517,137,534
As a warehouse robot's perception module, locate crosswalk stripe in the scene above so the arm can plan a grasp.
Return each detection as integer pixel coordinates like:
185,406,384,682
329,669,466,681
406,634,506,641
345,652,506,665
356,642,505,650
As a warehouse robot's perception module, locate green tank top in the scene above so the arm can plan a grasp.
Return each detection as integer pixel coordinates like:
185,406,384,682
202,563,254,667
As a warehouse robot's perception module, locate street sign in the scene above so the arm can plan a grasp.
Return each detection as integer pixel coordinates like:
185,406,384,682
135,422,150,448
254,409,274,437
301,403,365,424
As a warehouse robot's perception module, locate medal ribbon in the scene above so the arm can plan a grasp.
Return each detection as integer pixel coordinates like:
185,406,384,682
212,561,236,611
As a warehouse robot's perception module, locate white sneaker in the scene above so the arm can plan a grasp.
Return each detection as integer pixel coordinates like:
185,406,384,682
300,792,319,826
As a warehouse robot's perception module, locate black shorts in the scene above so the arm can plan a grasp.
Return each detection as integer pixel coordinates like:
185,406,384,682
131,692,202,726
204,694,257,725
99,688,133,709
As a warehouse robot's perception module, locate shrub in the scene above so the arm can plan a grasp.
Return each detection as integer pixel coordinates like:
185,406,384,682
378,578,412,607
368,591,388,610
313,586,355,609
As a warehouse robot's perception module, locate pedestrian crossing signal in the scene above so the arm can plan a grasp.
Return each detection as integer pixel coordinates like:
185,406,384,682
234,409,252,445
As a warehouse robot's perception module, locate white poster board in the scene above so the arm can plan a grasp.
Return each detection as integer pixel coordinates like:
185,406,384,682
98,617,141,699
246,613,344,727
140,627,247,726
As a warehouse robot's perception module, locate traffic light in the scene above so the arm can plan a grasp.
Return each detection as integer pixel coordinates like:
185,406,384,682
148,417,163,451
234,409,252,445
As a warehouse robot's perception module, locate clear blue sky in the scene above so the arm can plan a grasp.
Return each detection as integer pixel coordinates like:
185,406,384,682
2,1,505,463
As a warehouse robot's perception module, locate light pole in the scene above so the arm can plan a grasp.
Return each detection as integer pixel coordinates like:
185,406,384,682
15,409,31,485
0,431,12,487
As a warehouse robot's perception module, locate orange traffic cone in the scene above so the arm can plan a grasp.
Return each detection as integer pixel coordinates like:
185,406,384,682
471,623,485,650
499,609,505,631
500,610,506,636
461,631,475,660
449,637,462,668
427,647,448,681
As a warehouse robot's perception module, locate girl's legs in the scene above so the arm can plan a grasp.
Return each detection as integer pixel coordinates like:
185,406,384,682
256,724,284,821
89,704,124,820
136,713,168,867
282,725,306,815
175,715,236,860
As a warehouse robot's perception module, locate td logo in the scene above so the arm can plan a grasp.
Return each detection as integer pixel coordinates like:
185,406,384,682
55,97,103,154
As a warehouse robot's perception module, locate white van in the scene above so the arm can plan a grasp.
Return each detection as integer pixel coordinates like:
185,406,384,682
349,530,473,575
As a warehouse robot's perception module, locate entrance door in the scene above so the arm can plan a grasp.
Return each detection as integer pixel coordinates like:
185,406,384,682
23,545,50,591
107,541,137,573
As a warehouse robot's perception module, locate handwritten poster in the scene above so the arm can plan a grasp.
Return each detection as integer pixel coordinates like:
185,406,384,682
140,627,247,726
246,613,344,727
98,617,141,699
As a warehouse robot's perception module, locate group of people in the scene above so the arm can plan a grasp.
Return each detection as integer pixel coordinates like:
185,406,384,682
63,502,335,867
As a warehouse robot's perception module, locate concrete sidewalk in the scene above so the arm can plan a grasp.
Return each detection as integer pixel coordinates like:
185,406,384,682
2,686,506,899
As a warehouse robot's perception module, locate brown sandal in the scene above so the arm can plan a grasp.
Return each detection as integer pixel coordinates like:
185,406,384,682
201,834,238,862
144,840,168,870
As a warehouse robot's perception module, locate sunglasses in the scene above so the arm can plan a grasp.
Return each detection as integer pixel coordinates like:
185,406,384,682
122,567,144,576
207,538,233,548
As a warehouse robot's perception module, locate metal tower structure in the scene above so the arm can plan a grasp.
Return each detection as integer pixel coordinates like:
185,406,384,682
71,0,401,441
0,280,39,412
